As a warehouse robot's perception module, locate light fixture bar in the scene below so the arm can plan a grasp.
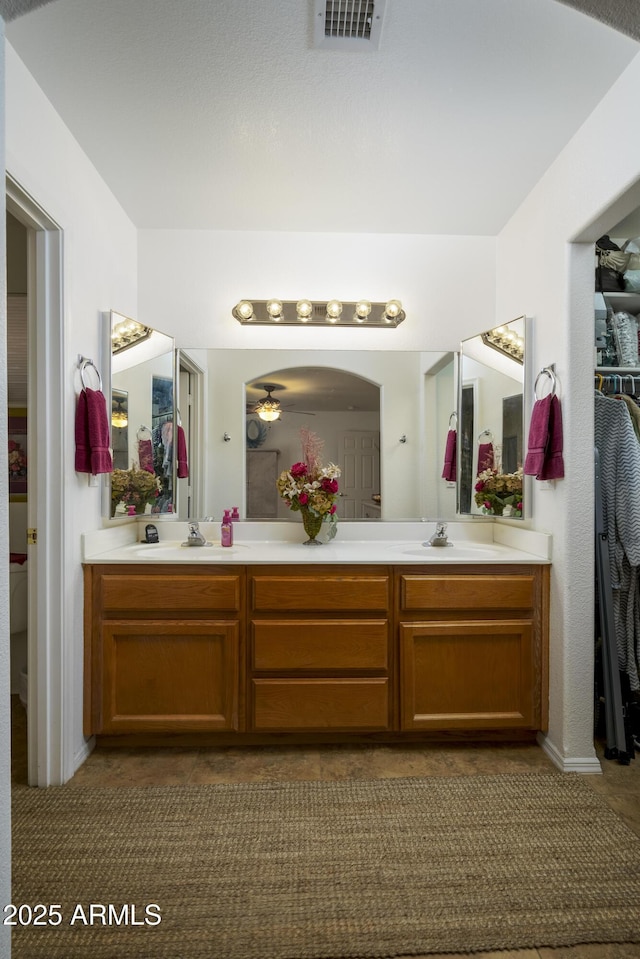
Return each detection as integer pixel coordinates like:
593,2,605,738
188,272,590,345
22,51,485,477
232,299,405,327
481,327,524,364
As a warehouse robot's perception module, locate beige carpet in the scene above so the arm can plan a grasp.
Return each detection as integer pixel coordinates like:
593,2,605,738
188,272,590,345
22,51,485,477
11,773,640,958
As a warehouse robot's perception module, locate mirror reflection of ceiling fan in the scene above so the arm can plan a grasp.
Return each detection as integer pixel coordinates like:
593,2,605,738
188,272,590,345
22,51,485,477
247,383,315,422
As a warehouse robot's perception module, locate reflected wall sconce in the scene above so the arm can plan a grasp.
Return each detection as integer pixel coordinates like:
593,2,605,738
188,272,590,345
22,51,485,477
111,317,153,354
232,299,406,328
481,325,524,364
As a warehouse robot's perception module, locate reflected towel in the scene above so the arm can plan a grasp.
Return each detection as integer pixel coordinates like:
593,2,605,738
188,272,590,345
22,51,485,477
177,425,189,479
75,388,113,474
441,429,457,482
477,442,494,473
138,439,154,473
524,394,565,480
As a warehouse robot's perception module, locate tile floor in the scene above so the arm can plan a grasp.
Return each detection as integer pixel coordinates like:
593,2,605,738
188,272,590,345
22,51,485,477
10,696,640,959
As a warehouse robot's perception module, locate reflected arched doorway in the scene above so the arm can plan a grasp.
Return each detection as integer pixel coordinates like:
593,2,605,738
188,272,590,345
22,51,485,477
245,367,381,519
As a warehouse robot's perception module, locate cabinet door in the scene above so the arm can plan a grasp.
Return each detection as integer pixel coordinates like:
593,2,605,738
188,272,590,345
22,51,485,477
101,620,239,733
400,620,535,730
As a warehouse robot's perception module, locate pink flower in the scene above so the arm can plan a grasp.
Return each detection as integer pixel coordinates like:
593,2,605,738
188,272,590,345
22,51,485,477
484,500,492,509
290,462,307,477
516,501,523,511
299,492,309,505
474,480,485,492
329,504,337,515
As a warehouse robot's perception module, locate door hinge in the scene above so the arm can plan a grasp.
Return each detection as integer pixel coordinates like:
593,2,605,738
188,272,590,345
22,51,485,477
27,528,37,545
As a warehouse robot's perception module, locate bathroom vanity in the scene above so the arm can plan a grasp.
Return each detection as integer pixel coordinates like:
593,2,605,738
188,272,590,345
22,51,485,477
83,524,550,744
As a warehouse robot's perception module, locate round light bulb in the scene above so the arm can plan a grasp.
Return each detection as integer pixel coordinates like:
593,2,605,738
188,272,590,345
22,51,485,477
326,300,343,323
384,299,403,321
235,300,254,321
266,299,283,321
355,300,371,323
296,299,313,322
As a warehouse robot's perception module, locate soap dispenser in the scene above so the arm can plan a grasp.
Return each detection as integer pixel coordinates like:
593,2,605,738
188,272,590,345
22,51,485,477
221,511,233,547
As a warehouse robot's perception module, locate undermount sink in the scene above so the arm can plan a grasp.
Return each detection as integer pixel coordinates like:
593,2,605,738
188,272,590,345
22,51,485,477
131,542,247,559
391,543,506,559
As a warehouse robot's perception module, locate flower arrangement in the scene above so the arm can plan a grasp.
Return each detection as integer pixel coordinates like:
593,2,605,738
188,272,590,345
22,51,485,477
111,466,162,516
8,440,27,481
276,428,341,542
474,467,523,517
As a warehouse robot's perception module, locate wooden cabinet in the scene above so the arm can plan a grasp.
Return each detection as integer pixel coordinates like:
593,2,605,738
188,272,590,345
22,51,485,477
398,566,549,732
84,561,549,741
84,566,243,735
247,566,393,732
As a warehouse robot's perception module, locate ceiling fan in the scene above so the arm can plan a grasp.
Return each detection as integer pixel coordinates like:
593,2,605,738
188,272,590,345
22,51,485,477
247,383,315,422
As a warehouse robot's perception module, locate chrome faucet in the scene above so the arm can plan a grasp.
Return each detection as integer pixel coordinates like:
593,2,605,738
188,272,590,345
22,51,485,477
185,521,207,546
427,522,450,547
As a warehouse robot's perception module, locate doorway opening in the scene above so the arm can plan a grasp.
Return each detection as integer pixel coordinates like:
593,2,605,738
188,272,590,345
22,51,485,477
6,176,65,786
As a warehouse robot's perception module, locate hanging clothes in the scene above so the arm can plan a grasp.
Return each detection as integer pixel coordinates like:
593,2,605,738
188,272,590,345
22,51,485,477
594,393,640,691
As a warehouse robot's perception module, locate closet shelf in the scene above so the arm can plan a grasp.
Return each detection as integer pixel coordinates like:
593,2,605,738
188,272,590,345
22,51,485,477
602,292,640,314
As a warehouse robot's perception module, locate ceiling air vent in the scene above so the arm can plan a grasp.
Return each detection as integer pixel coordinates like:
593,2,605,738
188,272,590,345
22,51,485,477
314,0,387,50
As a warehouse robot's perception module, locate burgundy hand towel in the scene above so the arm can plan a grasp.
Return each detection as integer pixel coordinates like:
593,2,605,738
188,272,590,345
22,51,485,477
441,429,457,481
138,438,154,473
524,393,565,480
477,442,494,473
86,387,113,474
523,394,551,477
538,394,565,480
74,389,91,472
177,425,189,479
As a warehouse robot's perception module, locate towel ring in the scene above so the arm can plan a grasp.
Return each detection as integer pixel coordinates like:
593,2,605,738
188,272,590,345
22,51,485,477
534,366,556,400
478,428,494,442
78,356,102,392
136,425,152,440
448,411,457,429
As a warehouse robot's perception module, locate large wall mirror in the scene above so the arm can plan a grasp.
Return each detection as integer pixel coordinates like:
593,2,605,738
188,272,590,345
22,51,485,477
177,349,458,523
104,311,176,519
458,316,528,520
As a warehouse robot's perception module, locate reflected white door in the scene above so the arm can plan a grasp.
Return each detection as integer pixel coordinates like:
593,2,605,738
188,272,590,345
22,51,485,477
337,431,380,518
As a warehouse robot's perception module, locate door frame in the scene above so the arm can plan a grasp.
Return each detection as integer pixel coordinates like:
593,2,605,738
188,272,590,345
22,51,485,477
7,175,66,786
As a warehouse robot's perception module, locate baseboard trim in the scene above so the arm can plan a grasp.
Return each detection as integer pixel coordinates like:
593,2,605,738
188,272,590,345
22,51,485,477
72,736,95,780
537,732,602,774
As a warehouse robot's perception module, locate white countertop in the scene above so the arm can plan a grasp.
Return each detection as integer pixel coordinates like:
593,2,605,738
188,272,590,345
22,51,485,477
82,520,551,566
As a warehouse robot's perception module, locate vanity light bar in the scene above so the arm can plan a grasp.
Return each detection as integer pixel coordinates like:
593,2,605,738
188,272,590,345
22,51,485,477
481,327,524,364
111,318,153,354
232,299,406,327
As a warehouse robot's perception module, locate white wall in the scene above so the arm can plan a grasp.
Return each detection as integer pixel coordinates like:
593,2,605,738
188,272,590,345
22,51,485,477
0,20,11,958
5,43,138,780
497,52,640,768
138,230,497,352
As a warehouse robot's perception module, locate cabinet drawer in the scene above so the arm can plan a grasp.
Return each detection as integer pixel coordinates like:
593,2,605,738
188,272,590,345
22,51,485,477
250,573,390,612
251,678,389,731
251,620,389,672
98,572,241,613
400,574,535,611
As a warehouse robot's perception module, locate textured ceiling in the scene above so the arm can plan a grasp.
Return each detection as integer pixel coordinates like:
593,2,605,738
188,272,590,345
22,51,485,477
4,0,639,234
